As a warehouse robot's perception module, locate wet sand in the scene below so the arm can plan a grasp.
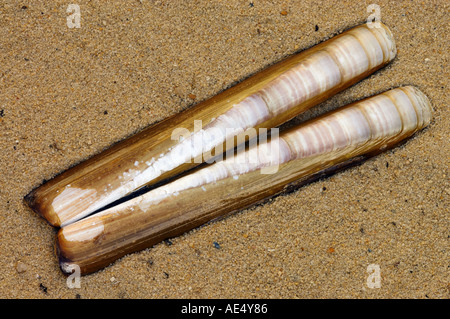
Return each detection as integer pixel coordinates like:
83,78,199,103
0,0,448,298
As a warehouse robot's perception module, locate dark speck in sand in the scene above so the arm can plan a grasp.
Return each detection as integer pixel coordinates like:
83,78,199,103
213,241,221,249
39,283,48,294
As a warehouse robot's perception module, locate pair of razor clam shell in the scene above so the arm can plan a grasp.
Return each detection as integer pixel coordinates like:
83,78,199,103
24,23,432,275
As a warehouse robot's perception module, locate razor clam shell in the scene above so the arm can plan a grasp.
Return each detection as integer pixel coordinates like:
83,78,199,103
57,86,431,275
25,22,397,227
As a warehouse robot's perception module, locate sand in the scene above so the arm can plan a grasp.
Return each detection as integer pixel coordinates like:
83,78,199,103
0,0,448,299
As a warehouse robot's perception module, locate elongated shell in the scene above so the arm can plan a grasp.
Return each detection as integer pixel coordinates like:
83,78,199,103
25,22,396,227
57,86,432,275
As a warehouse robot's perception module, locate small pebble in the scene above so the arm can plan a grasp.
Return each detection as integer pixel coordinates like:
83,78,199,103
15,262,27,273
213,241,221,249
